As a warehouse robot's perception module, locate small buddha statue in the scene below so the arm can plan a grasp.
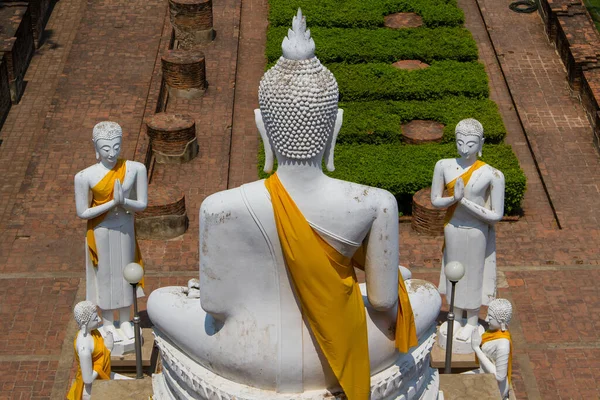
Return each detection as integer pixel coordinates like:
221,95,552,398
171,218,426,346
431,119,505,344
468,298,514,400
148,9,442,400
74,121,148,344
67,301,128,400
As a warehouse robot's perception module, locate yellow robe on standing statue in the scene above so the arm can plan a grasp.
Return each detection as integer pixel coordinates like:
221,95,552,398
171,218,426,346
66,329,111,400
265,173,417,400
86,159,145,288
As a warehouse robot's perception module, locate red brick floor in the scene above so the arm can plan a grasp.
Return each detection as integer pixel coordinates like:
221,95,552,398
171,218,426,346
0,0,599,398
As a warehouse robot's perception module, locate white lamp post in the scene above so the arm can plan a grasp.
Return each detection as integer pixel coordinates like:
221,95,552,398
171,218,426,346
444,261,465,374
123,262,144,379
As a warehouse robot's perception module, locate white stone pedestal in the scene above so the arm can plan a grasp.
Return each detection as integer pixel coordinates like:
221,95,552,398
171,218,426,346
436,321,484,355
98,324,144,357
152,326,441,400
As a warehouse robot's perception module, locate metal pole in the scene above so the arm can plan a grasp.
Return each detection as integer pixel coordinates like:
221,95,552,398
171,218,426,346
131,283,143,379
444,281,457,374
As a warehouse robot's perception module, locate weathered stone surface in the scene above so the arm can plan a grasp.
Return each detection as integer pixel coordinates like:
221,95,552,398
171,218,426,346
392,60,429,70
161,49,207,93
93,377,154,400
0,56,11,130
146,113,199,162
411,187,447,236
401,120,445,144
169,0,215,49
0,5,34,103
439,374,502,399
383,12,423,29
136,184,188,240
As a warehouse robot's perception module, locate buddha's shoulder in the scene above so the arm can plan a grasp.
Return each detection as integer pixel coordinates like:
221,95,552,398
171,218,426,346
330,178,397,209
200,181,265,214
124,160,146,173
478,163,504,182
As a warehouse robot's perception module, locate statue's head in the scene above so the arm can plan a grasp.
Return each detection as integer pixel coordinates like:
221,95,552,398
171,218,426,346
486,298,513,332
256,9,342,173
74,301,100,335
93,121,123,164
455,118,484,159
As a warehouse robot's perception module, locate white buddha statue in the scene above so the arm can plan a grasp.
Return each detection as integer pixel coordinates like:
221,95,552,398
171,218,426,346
66,301,130,400
467,299,514,400
74,122,148,345
431,119,505,345
148,10,442,400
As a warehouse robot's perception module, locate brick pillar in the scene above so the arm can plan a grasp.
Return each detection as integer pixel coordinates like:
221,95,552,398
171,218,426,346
136,185,188,240
411,188,447,236
146,113,199,164
161,49,207,99
168,0,214,49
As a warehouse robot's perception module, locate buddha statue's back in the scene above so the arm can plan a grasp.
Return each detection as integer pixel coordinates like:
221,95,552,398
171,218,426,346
148,9,442,400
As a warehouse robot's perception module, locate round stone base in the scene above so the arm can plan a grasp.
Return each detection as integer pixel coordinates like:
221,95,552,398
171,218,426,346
437,321,485,355
392,60,430,70
136,185,188,240
152,327,440,400
401,120,445,144
384,13,424,29
412,187,447,236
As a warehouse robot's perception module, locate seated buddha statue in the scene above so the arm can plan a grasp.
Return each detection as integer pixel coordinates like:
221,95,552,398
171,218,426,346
148,9,442,400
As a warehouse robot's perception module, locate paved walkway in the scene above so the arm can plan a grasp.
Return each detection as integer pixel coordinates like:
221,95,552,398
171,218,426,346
0,0,599,398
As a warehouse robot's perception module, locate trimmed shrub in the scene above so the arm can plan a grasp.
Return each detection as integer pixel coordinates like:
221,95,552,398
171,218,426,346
266,26,478,64
268,0,465,28
330,61,489,101
338,97,506,144
258,143,526,216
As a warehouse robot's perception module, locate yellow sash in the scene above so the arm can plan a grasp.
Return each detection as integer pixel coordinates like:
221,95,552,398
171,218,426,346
66,329,111,400
86,159,144,288
480,329,512,384
443,160,486,226
265,173,418,400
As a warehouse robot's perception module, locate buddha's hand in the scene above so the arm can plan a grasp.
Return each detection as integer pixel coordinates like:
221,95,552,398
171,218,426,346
470,329,482,350
453,178,464,202
113,179,124,206
105,330,114,352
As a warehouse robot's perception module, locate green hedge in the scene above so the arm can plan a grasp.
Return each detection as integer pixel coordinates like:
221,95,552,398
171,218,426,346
268,0,464,28
338,97,506,144
266,26,478,64
258,143,526,216
329,61,489,101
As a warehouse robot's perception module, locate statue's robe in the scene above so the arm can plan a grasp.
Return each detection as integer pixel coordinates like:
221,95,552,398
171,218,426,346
85,159,144,310
265,173,417,400
67,329,111,400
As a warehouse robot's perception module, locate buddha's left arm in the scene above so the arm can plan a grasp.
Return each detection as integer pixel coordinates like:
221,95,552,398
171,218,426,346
363,191,400,311
459,169,505,224
123,163,148,212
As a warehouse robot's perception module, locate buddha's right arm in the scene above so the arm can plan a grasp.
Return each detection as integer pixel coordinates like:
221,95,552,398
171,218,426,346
77,347,98,384
363,191,400,311
74,173,116,219
430,160,456,208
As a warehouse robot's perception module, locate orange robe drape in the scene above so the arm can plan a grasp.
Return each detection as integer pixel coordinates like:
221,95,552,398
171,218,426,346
66,330,111,400
480,329,513,384
265,173,417,400
443,159,487,226
86,159,144,288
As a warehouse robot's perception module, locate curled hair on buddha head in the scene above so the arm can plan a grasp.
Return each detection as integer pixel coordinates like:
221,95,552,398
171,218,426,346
258,8,339,162
74,301,97,331
487,298,513,331
93,121,123,143
455,118,484,157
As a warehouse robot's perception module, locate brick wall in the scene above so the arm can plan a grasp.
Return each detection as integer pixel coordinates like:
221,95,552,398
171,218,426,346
2,0,55,47
0,56,12,131
538,0,600,149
